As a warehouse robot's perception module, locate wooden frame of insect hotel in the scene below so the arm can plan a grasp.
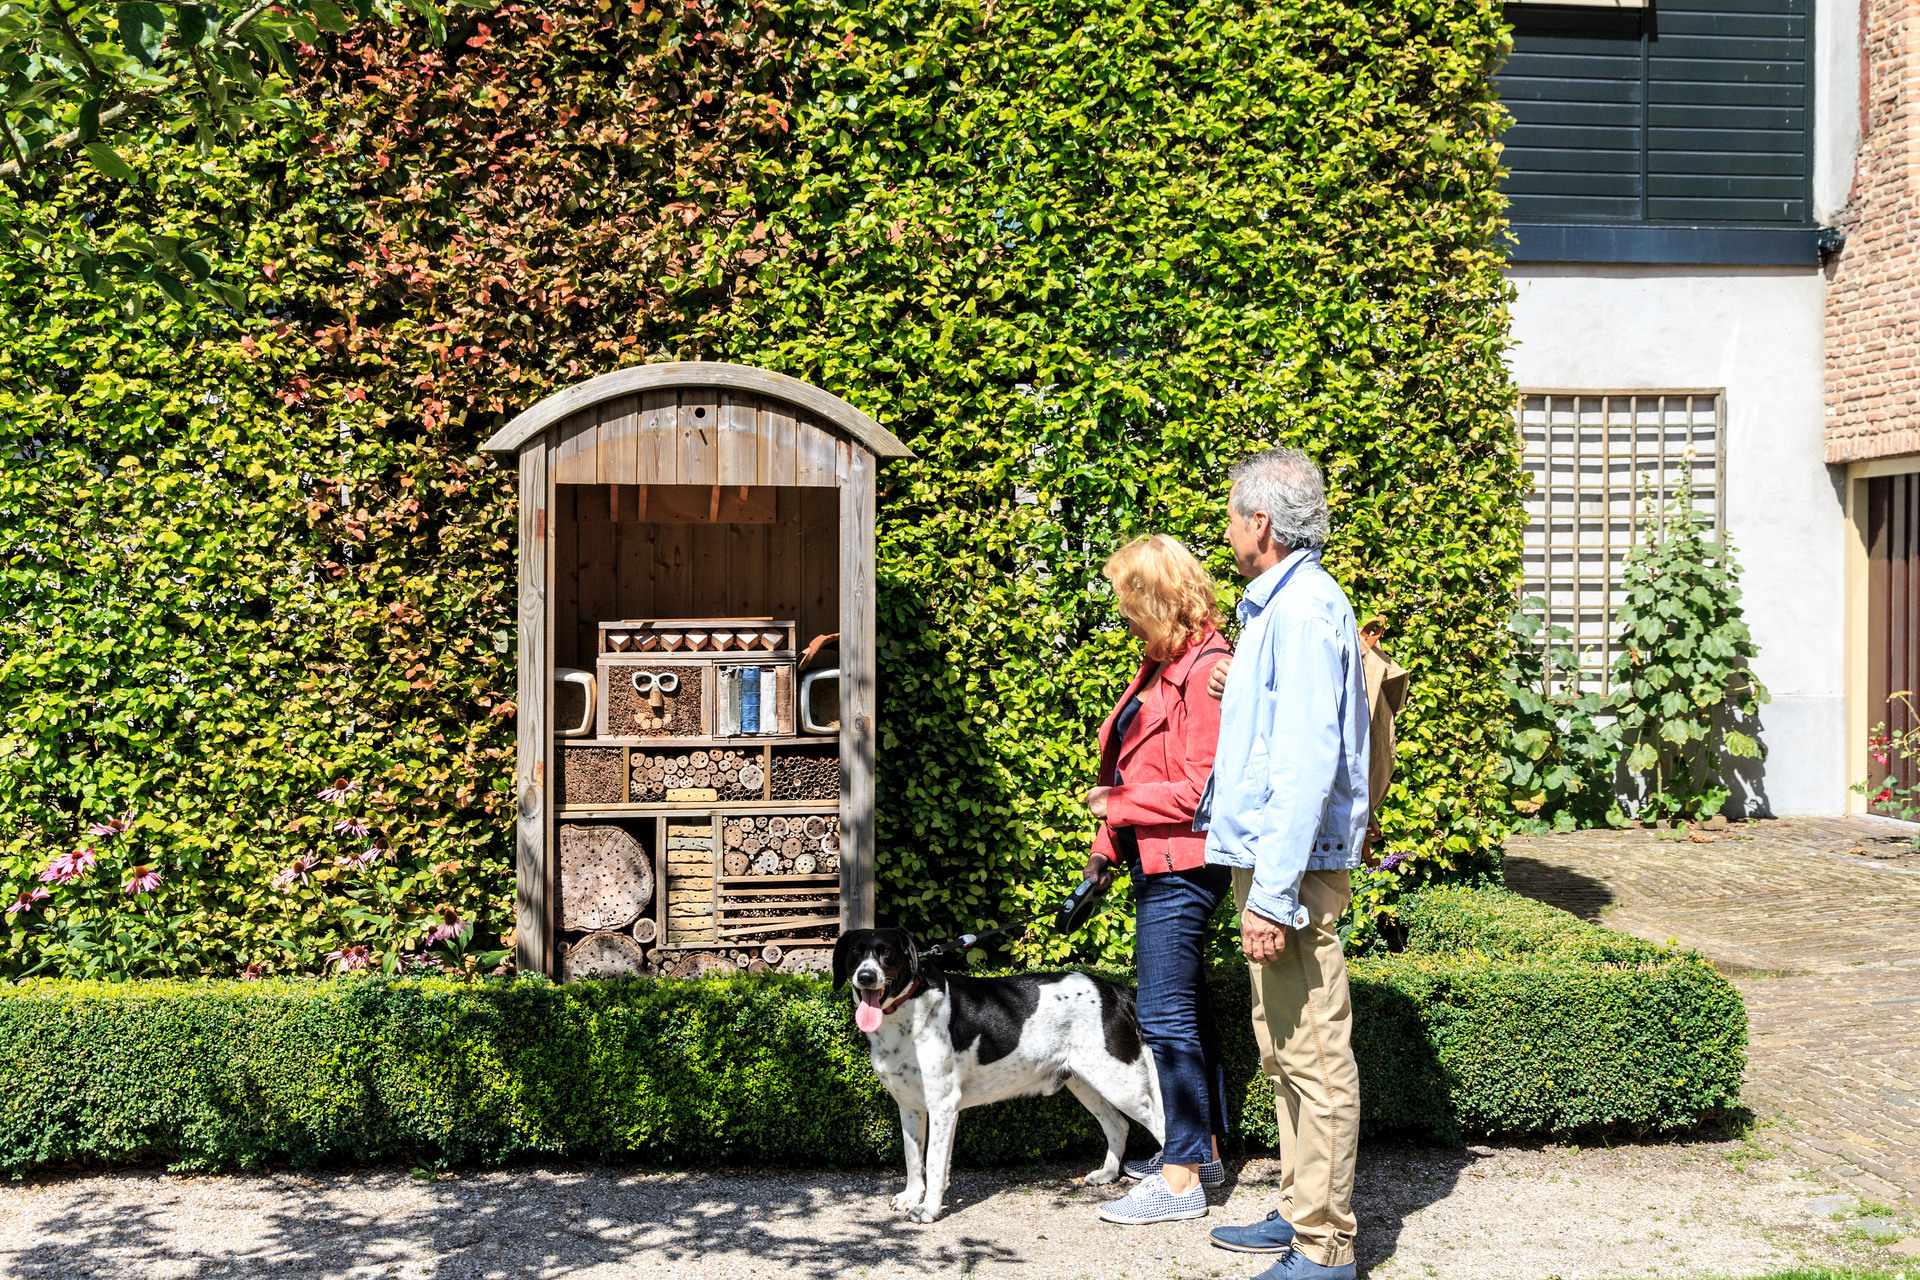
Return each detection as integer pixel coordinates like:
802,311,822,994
482,362,912,980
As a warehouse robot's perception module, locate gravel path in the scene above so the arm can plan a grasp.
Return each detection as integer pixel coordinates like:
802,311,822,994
4,1138,1914,1279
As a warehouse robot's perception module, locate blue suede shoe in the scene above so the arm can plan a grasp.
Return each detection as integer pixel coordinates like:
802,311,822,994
1209,1209,1296,1253
1122,1151,1226,1187
1252,1245,1356,1280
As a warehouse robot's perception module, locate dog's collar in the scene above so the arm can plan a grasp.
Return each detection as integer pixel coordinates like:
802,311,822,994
881,977,924,1015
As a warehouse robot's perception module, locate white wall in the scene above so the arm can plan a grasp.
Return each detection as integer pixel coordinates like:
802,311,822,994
1507,264,1846,815
1814,0,1863,225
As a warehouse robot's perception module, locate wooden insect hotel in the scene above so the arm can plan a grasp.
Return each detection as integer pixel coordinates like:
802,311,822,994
482,362,911,979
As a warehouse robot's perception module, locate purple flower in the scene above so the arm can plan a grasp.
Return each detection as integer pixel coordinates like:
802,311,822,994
426,920,468,947
1377,851,1409,872
272,856,318,892
39,847,96,885
400,951,443,972
326,944,373,972
86,812,132,838
123,866,163,895
333,817,370,838
316,778,359,803
6,887,50,916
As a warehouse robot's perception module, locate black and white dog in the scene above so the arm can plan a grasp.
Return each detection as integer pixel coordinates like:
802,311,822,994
833,927,1164,1222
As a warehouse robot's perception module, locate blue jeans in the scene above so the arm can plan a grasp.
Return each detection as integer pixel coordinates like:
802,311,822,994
1131,857,1232,1165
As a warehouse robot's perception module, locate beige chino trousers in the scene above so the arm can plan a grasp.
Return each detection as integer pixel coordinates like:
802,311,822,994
1232,867,1360,1267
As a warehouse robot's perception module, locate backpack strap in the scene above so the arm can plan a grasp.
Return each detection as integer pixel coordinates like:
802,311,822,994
1172,646,1232,710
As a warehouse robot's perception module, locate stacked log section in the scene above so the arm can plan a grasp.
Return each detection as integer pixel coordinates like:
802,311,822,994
771,749,840,801
606,666,700,738
653,945,831,977
559,747,625,807
562,931,649,980
720,815,840,875
631,748,764,801
558,824,653,932
664,822,717,944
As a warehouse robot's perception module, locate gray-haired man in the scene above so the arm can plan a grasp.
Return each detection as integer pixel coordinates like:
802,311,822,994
1194,447,1368,1280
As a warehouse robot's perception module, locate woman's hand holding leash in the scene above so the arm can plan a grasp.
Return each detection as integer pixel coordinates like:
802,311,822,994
1082,853,1115,892
1206,656,1233,699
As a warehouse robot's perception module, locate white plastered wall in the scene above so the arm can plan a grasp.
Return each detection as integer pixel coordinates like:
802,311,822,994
1506,265,1845,815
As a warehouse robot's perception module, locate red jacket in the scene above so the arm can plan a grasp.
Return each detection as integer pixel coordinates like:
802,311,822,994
1090,624,1232,874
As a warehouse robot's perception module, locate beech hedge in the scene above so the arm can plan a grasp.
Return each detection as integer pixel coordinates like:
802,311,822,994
0,0,1520,979
0,890,1744,1172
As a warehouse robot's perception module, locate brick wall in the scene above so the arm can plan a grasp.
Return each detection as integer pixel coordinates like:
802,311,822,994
1826,0,1920,464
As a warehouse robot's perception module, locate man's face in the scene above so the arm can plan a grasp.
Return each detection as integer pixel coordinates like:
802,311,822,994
1225,484,1267,578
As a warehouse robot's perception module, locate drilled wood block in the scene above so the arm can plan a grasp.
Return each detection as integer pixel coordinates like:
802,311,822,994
559,824,653,932
562,931,649,980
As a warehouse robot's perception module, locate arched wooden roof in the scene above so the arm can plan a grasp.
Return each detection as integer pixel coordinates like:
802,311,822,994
480,361,912,462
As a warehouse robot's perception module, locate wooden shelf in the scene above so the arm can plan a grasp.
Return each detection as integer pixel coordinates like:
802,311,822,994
558,735,835,749
557,800,839,817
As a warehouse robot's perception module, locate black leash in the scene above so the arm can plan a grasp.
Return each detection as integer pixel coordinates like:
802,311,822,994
921,877,1108,958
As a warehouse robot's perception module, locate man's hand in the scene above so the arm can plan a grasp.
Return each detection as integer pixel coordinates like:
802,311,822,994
1206,656,1233,700
1240,907,1287,964
1083,853,1115,891
1084,785,1111,821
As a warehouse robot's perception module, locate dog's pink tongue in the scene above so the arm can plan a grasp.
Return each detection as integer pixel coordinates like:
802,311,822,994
855,991,883,1033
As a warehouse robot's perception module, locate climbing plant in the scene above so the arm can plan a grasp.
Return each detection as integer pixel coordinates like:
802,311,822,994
1497,599,1623,833
0,0,1521,977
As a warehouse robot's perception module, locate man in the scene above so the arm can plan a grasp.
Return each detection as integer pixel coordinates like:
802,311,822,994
1193,446,1368,1280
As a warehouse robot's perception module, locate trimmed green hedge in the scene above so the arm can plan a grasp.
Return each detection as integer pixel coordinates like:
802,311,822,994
0,890,1744,1172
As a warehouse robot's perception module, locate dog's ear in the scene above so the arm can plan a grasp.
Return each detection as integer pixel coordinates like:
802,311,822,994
832,931,858,990
892,928,919,982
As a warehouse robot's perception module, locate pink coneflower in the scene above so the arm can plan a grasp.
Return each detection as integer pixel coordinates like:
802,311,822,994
332,817,370,838
7,888,50,915
86,812,132,838
240,964,266,981
425,919,468,947
316,778,359,803
336,843,384,872
39,847,96,885
400,951,443,972
271,855,318,892
123,866,163,895
326,944,373,972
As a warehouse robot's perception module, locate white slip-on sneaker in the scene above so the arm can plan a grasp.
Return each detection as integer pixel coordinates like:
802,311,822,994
1097,1173,1209,1225
1122,1150,1226,1187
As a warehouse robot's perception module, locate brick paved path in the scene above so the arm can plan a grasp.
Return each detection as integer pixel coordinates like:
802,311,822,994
1506,816,1920,1207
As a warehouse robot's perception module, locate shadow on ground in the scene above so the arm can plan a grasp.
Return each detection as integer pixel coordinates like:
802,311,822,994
1502,854,1615,922
2,1147,1481,1278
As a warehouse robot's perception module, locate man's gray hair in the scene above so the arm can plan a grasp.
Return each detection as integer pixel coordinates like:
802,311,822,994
1228,447,1330,550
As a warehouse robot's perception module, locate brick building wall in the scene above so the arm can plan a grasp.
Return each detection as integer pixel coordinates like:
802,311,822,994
1827,0,1920,464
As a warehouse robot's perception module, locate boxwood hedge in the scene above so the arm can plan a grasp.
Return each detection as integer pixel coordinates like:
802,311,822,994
0,889,1743,1173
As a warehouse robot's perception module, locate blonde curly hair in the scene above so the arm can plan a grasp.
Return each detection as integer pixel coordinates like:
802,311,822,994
1103,535,1224,662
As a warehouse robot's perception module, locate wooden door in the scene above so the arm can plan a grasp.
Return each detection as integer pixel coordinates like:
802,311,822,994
1867,473,1920,799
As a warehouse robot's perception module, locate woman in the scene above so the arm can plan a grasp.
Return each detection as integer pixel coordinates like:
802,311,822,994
1084,534,1234,1226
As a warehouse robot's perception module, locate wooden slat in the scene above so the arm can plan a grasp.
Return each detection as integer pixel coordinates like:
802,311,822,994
795,419,839,486
718,393,760,485
556,411,599,485
719,889,841,902
629,484,776,523
597,395,639,486
654,520,692,616
555,486,580,669
679,389,720,485
717,914,842,938
614,518,655,623
763,400,798,486
576,505,619,665
516,438,554,976
840,446,877,932
769,489,804,627
718,874,839,884
1870,477,1893,794
690,522,729,616
799,486,840,651
638,391,678,484
729,521,771,616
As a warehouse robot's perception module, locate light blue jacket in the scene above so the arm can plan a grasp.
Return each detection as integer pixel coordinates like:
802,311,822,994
1195,549,1369,928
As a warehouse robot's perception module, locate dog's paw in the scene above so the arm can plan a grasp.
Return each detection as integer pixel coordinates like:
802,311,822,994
1083,1167,1121,1186
906,1204,944,1224
890,1190,920,1213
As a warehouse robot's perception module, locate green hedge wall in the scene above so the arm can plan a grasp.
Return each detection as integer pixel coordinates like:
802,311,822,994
0,890,1744,1172
0,0,1521,979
